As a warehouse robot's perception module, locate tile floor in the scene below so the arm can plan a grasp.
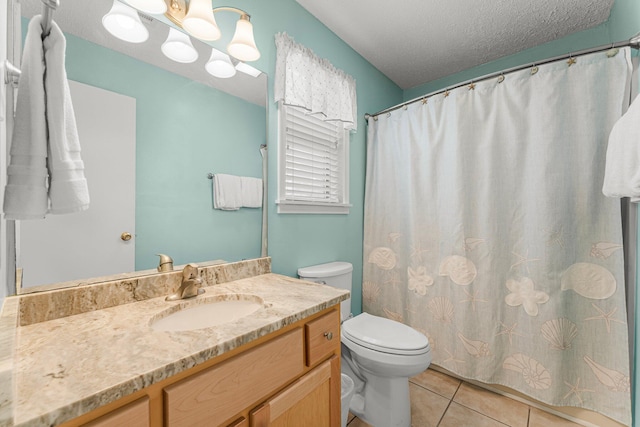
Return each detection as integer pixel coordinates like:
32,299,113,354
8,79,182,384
347,368,583,427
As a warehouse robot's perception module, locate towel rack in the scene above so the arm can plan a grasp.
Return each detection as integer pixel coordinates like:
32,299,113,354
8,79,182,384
207,173,214,179
41,0,60,38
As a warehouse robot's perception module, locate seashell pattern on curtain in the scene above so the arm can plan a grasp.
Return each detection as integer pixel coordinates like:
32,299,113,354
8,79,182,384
363,48,633,425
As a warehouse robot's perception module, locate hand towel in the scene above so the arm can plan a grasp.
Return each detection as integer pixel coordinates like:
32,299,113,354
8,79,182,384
213,174,242,210
603,94,640,202
43,20,90,214
3,16,49,220
240,176,263,208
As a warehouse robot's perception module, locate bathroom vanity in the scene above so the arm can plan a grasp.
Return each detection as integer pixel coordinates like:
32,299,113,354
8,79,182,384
0,258,349,427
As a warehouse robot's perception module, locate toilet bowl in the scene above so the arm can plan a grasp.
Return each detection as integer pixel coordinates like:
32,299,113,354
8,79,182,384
298,262,431,427
341,312,431,427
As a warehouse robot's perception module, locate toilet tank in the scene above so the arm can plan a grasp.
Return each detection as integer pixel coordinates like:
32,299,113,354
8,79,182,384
298,262,353,322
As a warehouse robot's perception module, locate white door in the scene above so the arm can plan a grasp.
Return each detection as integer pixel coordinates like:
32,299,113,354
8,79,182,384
18,81,136,289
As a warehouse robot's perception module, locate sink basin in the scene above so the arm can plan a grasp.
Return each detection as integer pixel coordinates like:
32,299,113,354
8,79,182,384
151,294,264,332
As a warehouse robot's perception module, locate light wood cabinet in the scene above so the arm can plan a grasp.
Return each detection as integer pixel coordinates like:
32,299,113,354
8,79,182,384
63,306,341,427
250,356,340,427
164,328,304,426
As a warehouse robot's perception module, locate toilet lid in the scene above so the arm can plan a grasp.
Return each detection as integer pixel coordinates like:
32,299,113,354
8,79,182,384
342,313,429,354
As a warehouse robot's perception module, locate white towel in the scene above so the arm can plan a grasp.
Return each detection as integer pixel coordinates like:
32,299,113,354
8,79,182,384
241,176,263,208
213,174,242,210
603,94,640,202
3,16,49,219
43,20,90,214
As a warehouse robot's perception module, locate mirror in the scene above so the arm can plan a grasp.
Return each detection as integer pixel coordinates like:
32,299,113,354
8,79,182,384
15,0,267,292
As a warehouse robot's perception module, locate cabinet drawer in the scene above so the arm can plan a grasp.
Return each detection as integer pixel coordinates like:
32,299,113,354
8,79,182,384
305,310,340,367
82,396,149,427
164,328,304,427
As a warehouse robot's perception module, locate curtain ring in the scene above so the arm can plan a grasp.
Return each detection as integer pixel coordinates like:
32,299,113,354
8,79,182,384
443,89,451,98
530,64,539,75
403,104,408,110
421,97,428,105
567,54,577,66
373,116,378,121
387,112,391,118
468,82,476,91
497,74,505,83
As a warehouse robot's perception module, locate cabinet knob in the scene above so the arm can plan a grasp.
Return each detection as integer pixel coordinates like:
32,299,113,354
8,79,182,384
121,232,132,241
324,332,333,340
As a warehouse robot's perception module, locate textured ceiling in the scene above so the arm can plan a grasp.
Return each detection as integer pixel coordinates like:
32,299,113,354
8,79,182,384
20,0,266,106
295,0,615,89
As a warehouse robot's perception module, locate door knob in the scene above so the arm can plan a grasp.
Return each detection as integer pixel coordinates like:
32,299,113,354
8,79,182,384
121,232,132,241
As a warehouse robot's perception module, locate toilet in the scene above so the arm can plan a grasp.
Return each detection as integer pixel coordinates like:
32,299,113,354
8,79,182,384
298,262,431,427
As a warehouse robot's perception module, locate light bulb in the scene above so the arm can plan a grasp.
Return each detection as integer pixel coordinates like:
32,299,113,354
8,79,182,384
161,28,198,63
206,48,236,78
102,0,149,43
227,15,260,61
183,0,221,41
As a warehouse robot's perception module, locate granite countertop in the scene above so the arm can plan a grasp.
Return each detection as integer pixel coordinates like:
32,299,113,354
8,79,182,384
0,272,349,427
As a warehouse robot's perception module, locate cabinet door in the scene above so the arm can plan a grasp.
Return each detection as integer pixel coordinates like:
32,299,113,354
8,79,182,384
164,328,304,427
250,356,340,427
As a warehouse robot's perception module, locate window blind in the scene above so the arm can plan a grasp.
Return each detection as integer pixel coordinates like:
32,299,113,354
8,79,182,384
283,106,343,203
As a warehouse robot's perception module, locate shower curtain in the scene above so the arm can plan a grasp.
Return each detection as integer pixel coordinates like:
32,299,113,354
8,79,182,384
363,48,633,425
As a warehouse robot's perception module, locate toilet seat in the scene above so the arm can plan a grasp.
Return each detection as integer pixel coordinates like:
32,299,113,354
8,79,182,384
342,313,430,356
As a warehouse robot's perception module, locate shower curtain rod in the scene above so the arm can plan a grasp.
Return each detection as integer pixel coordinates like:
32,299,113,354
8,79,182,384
365,32,640,120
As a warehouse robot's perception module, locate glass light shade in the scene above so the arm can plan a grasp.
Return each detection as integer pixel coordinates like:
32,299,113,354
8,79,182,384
126,0,167,14
205,48,236,78
161,28,198,63
227,16,260,61
102,0,149,43
182,0,221,41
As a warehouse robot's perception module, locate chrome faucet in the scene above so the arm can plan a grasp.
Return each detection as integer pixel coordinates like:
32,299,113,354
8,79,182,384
166,264,204,301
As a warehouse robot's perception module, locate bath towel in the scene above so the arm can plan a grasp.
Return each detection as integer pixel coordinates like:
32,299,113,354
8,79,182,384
3,16,49,219
43,20,90,214
240,176,263,208
213,174,242,210
603,93,640,202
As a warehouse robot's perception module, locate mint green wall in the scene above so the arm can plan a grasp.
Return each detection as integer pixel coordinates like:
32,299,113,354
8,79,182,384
221,0,403,316
61,32,266,269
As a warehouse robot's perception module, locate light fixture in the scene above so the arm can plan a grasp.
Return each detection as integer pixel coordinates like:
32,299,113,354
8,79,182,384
102,0,263,79
181,0,221,41
161,27,198,63
125,0,166,14
102,0,149,43
205,48,236,78
163,0,260,62
227,15,260,62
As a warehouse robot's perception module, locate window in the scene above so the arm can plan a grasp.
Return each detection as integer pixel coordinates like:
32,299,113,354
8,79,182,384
277,103,350,214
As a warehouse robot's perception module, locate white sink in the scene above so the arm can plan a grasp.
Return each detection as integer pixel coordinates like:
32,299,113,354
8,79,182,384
151,295,264,332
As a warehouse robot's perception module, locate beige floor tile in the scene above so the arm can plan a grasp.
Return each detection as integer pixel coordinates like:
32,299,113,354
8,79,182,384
410,368,462,399
409,382,450,427
528,408,584,427
347,412,356,424
347,417,373,427
453,382,529,427
439,402,510,427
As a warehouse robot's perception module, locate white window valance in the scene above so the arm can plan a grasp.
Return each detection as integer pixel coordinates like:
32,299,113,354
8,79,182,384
275,32,357,131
